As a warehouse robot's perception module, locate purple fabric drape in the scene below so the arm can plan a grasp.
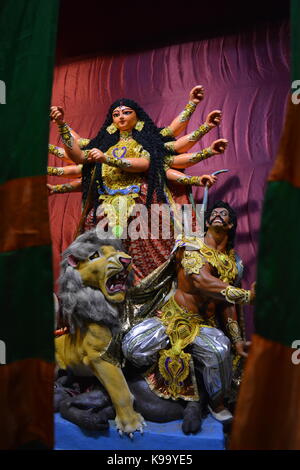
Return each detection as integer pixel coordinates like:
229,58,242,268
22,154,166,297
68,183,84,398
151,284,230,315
49,21,290,336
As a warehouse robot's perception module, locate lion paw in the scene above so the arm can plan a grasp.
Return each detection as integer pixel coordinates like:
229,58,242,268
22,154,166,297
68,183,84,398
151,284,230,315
115,411,145,437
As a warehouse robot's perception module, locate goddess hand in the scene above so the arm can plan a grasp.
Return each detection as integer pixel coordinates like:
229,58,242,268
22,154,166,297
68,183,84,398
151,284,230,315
211,138,228,154
189,85,204,104
46,183,55,195
87,148,105,163
50,106,65,125
200,174,218,187
206,110,222,128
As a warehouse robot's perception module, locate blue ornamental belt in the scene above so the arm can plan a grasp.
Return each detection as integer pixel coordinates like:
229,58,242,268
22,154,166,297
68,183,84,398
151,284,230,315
98,183,141,196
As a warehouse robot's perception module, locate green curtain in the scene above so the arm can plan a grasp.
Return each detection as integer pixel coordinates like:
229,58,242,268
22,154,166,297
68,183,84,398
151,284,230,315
0,0,59,449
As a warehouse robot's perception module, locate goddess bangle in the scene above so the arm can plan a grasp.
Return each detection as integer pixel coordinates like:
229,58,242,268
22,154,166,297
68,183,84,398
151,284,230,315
188,123,211,142
83,150,90,162
105,154,132,169
58,122,74,149
179,101,197,123
175,175,203,186
164,155,175,170
164,141,176,152
47,166,64,176
48,144,65,159
160,127,175,138
78,138,91,148
51,183,74,193
188,147,215,163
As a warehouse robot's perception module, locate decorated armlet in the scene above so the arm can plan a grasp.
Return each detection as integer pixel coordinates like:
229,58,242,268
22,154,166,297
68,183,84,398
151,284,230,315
105,154,132,169
160,127,175,138
58,122,74,149
82,150,90,162
221,286,251,305
140,149,150,160
164,155,175,170
50,183,74,193
179,101,197,123
77,138,90,148
47,166,65,176
48,144,65,159
225,317,242,344
175,175,203,186
164,141,176,152
188,147,214,163
188,123,211,142
181,250,205,275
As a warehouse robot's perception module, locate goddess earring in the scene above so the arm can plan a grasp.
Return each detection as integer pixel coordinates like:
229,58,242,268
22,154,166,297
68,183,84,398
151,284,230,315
106,123,118,134
134,120,144,131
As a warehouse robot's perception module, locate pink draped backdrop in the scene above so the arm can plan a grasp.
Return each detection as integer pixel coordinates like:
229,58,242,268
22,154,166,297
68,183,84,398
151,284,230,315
49,21,290,336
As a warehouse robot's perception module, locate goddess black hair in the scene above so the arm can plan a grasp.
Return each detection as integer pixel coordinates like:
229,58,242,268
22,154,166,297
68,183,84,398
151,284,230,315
205,200,237,250
81,98,176,219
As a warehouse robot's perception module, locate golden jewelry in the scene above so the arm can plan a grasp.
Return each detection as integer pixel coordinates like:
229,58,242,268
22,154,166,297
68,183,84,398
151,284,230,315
119,130,134,141
175,176,202,186
163,155,175,170
48,144,65,158
160,126,174,138
181,250,205,275
99,193,139,237
47,166,64,176
225,317,242,343
134,120,144,131
179,101,197,123
101,141,144,191
52,183,73,193
221,286,251,304
189,147,214,163
179,237,238,284
140,149,150,160
58,123,74,149
105,154,132,168
83,150,90,162
106,122,118,134
157,296,203,399
164,141,175,153
78,138,91,148
188,123,211,142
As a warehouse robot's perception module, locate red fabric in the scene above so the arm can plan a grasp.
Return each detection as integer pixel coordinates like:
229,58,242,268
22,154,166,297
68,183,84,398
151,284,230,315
49,21,290,336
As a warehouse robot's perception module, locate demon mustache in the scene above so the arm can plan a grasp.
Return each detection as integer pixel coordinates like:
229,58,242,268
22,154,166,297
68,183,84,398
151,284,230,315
210,215,228,226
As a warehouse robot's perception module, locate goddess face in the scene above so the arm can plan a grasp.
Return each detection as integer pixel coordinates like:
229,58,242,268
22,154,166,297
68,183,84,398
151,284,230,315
112,106,138,131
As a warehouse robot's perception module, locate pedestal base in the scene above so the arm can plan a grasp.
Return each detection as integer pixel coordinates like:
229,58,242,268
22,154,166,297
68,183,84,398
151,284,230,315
54,413,225,450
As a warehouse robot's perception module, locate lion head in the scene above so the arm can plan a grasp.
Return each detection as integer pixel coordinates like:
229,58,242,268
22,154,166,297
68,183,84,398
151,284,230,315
75,243,132,303
58,229,133,334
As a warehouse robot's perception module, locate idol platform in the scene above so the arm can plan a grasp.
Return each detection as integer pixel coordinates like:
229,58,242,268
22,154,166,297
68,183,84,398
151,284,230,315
54,413,225,450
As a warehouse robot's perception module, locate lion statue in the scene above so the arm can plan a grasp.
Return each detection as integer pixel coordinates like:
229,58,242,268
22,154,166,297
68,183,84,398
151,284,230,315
54,229,145,436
